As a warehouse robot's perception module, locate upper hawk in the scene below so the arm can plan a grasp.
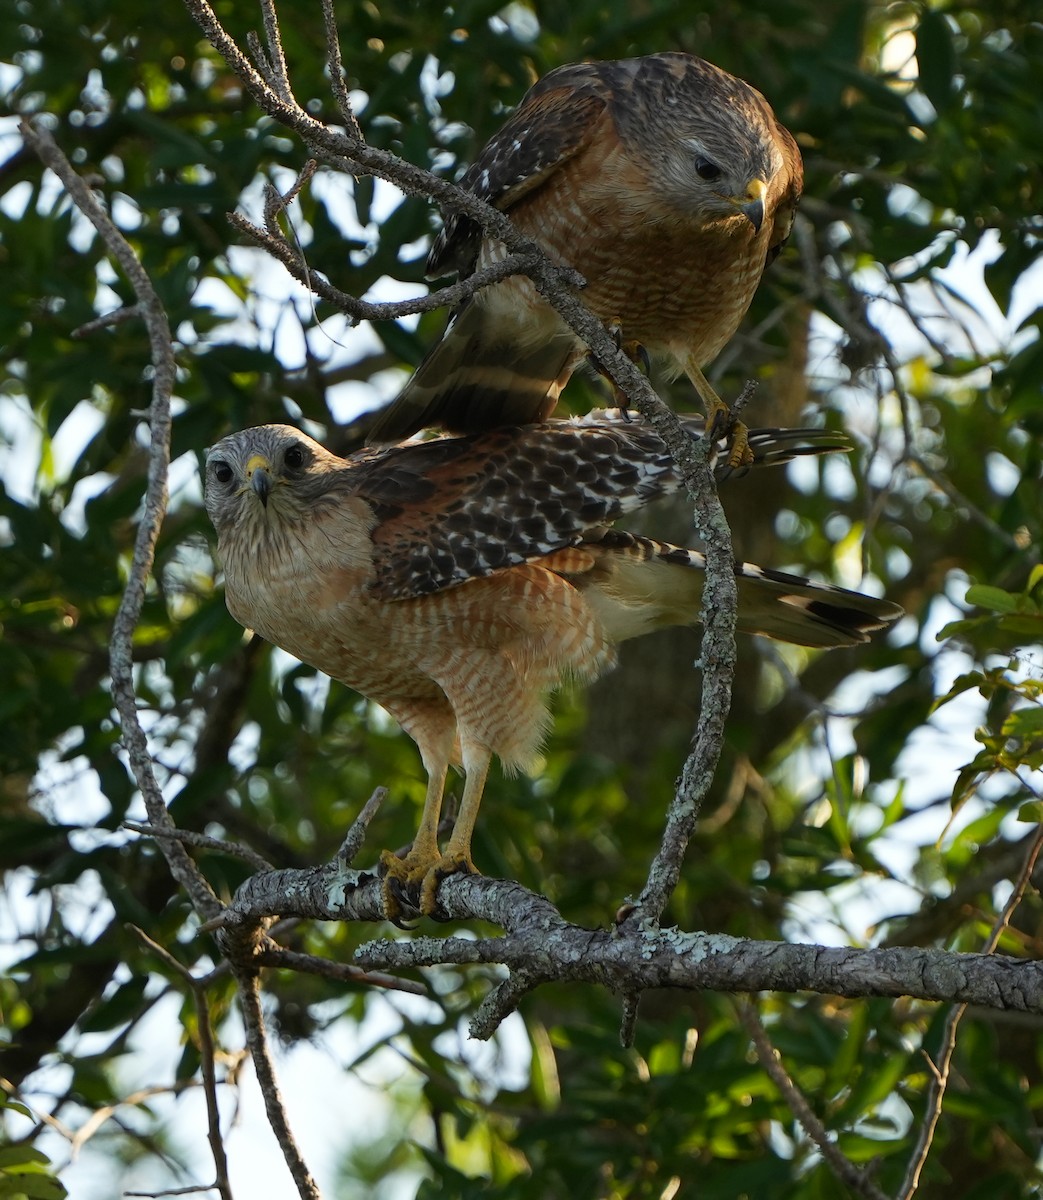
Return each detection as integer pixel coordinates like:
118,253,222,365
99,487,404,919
368,52,803,449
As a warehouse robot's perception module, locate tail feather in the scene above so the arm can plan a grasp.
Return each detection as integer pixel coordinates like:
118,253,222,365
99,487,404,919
576,409,852,475
368,301,579,443
575,532,902,650
734,562,902,647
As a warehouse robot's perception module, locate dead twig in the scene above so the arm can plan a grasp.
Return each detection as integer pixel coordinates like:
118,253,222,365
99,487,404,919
237,973,321,1200
897,822,1043,1199
740,1003,890,1200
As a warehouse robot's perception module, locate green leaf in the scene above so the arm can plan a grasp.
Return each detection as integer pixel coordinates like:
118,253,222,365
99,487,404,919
932,670,986,712
1017,801,1043,824
1002,706,1043,740
965,584,1022,614
915,9,957,113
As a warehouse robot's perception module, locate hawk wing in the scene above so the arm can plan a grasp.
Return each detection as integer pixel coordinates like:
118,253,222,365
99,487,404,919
352,418,847,601
427,63,611,278
765,122,802,266
356,422,673,600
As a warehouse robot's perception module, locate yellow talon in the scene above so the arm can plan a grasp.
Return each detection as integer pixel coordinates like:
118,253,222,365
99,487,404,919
418,852,479,916
380,846,479,921
703,394,753,468
685,360,754,469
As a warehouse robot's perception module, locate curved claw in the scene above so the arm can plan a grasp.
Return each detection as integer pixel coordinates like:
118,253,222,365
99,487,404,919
379,847,479,921
704,396,753,468
418,852,479,916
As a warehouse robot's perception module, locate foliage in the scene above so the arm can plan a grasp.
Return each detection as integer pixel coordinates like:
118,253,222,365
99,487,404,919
0,1093,67,1199
1,0,1042,1197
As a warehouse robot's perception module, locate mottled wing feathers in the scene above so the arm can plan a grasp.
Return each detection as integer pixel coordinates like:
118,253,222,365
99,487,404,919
359,422,675,600
356,418,847,601
427,68,610,278
766,122,802,266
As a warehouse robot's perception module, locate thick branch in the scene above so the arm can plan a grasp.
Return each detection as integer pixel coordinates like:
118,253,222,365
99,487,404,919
210,866,1043,1032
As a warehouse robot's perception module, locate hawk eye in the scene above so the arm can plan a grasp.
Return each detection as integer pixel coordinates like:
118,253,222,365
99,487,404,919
212,460,234,484
284,443,305,469
694,156,722,181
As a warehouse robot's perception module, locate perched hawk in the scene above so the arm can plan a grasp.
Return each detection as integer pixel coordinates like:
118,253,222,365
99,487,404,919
368,52,803,459
204,416,898,916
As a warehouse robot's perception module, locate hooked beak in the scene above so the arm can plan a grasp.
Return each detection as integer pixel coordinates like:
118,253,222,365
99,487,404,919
739,178,767,234
245,454,273,508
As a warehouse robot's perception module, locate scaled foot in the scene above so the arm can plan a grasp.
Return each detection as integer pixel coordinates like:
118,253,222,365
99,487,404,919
380,847,478,921
704,392,753,469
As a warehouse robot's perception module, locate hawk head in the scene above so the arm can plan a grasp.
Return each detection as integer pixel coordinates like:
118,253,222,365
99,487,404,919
204,424,339,537
613,52,799,233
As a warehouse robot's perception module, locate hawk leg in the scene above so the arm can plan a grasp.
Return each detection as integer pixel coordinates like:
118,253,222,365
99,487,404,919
380,760,448,923
380,752,490,920
416,752,490,914
684,359,753,468
599,317,654,421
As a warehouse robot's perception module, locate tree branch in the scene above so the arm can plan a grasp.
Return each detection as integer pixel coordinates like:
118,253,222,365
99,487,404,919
253,945,426,995
319,0,363,137
123,822,275,873
18,116,220,923
739,1002,890,1200
128,926,234,1200
203,859,1043,1036
237,973,321,1200
228,207,541,323
897,823,1043,1199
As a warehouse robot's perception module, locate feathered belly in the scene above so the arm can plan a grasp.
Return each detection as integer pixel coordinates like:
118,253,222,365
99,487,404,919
574,231,765,361
481,214,766,367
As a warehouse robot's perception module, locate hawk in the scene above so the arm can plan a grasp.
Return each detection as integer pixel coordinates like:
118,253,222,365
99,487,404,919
204,416,899,917
367,52,803,460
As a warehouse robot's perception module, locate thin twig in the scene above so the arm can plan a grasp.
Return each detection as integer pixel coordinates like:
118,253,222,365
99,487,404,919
258,0,292,103
237,973,322,1200
194,979,234,1200
70,1081,201,1159
229,208,540,322
908,453,1022,552
123,822,274,873
18,117,219,924
740,1003,890,1200
128,924,199,978
127,926,234,1200
335,786,388,866
256,945,426,994
125,1186,225,1197
897,823,1043,1200
262,160,319,233
71,305,144,337
319,0,363,137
